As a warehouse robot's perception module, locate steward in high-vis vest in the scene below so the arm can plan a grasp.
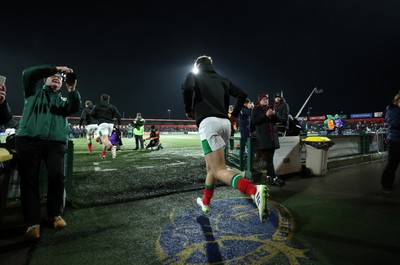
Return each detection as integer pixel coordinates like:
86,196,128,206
133,112,145,150
324,115,335,135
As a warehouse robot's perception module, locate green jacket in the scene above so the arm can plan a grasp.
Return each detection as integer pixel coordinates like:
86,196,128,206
16,64,82,143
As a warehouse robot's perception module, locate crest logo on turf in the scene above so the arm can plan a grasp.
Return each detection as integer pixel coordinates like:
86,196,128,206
157,198,311,264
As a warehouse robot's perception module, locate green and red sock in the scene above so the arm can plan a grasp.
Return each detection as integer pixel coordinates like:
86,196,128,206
231,173,256,195
202,184,215,205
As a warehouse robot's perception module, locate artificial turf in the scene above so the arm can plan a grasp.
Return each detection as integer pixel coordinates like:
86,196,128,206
67,134,210,208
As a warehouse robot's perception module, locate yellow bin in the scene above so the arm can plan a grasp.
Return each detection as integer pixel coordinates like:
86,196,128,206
302,137,333,176
0,148,13,162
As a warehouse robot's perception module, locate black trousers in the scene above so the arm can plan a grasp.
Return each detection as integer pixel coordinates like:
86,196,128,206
239,129,250,152
15,137,66,226
229,126,235,151
146,139,159,148
135,135,144,149
381,140,400,189
261,149,276,177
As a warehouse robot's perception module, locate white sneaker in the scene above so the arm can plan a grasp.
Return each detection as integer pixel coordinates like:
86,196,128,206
111,145,117,158
196,197,209,213
253,185,268,222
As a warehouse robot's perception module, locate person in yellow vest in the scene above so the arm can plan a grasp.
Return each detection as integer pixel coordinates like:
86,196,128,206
133,113,145,150
323,114,335,135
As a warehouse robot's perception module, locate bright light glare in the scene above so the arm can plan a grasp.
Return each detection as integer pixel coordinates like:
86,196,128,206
192,63,199,74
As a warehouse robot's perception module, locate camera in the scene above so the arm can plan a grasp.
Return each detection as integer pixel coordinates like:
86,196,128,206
64,73,77,85
132,119,144,128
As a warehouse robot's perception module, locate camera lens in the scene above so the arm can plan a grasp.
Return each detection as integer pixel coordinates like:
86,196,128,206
65,73,76,83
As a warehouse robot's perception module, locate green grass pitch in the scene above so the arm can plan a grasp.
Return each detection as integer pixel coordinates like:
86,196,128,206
67,133,209,208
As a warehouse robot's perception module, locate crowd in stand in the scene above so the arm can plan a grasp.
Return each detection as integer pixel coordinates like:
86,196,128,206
306,118,385,135
64,124,198,139
0,117,386,138
61,118,385,139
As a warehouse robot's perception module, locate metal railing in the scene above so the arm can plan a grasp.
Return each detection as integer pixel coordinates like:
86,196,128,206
225,131,388,182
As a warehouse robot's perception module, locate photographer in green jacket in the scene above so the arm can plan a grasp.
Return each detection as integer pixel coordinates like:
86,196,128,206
15,64,82,241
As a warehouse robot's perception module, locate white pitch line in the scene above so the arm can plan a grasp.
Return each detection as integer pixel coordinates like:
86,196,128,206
91,159,187,172
94,167,117,172
167,162,187,166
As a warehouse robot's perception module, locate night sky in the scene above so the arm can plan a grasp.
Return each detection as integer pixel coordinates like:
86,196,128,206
2,1,400,120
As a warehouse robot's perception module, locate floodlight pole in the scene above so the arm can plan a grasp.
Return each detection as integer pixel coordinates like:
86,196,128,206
167,109,171,119
295,87,322,118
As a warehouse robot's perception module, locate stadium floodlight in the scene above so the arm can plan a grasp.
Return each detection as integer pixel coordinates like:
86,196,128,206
192,63,199,74
295,87,324,118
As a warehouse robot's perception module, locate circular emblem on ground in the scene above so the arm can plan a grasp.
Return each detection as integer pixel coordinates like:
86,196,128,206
157,198,311,264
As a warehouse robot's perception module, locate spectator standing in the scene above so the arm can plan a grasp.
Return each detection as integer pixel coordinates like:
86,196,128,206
78,100,98,154
182,55,268,222
127,124,134,139
91,94,121,159
273,92,290,135
15,65,81,240
238,98,254,155
133,113,145,150
334,114,344,135
227,105,237,152
252,92,285,187
381,91,400,193
323,115,335,135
